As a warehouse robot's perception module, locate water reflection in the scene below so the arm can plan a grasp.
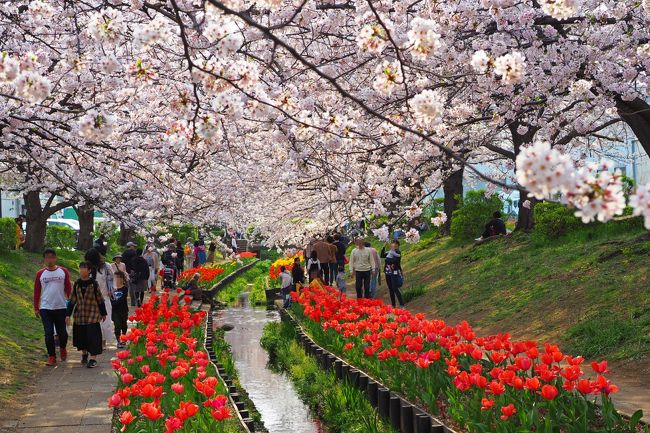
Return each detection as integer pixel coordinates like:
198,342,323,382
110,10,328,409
216,293,323,433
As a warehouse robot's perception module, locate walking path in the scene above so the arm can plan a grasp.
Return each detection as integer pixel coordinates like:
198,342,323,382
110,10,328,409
1,345,116,433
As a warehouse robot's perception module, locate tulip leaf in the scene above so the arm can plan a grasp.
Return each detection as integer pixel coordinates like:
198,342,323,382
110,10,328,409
629,409,643,429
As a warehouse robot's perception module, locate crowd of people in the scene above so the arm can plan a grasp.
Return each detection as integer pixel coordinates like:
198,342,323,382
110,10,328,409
31,233,224,369
278,233,407,309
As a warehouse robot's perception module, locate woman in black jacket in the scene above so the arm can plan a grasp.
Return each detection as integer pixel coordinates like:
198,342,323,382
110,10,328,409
291,257,305,289
380,240,405,308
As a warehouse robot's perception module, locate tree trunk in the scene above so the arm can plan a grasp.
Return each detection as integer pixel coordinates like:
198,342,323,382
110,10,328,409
23,191,48,253
75,203,94,251
515,190,538,231
118,222,136,247
616,97,650,158
23,191,76,253
442,167,464,235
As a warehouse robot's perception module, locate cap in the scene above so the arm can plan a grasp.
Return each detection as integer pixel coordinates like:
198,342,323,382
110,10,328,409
126,241,137,247
112,253,122,259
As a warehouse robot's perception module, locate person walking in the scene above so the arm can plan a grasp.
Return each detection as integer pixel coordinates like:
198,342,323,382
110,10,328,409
184,238,194,270
175,240,185,273
279,266,293,308
132,249,150,306
365,241,381,299
333,234,346,271
110,254,129,348
207,241,216,263
349,237,375,299
33,249,72,366
122,242,138,306
326,236,338,285
196,239,207,265
142,245,160,291
66,261,107,368
15,215,25,250
306,251,321,282
95,257,115,348
291,257,305,290
93,234,108,257
311,236,332,285
381,240,405,308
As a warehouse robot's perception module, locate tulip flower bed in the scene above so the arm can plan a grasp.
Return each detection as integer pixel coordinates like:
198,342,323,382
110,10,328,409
268,251,304,281
108,292,244,433
178,257,257,290
289,284,644,433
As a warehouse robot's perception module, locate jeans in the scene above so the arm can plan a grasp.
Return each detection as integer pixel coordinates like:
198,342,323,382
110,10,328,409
112,301,129,341
369,270,378,299
40,308,68,356
128,280,137,307
329,263,338,285
385,274,404,307
355,270,371,299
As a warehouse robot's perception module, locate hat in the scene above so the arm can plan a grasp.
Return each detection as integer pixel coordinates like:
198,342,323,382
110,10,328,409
112,253,122,259
126,241,137,247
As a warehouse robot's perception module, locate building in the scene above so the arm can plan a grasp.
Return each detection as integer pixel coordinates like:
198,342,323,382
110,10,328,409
0,190,24,218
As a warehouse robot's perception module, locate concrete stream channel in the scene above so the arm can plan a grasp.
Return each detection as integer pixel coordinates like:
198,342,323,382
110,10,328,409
213,292,324,433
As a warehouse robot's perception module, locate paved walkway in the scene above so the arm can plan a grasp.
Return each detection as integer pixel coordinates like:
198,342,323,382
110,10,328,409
2,345,117,433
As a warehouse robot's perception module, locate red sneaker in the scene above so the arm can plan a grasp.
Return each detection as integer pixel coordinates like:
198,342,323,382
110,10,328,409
60,348,67,361
46,355,57,366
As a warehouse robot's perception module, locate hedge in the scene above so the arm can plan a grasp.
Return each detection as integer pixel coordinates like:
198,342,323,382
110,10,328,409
0,218,17,252
451,190,504,240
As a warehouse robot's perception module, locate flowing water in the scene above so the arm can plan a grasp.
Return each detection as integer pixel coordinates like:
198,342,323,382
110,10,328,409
216,293,323,433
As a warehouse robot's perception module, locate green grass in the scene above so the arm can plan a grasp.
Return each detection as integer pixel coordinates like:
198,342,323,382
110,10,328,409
0,249,83,405
216,260,271,305
368,222,650,364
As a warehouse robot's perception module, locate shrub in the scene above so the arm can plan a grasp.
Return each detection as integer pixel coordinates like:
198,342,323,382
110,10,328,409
0,218,17,252
45,225,77,250
533,201,581,239
450,190,504,240
167,224,199,243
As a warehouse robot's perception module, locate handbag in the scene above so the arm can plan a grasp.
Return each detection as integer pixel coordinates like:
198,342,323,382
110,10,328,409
395,272,404,289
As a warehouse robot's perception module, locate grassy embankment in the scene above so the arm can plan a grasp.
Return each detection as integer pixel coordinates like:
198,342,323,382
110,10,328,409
0,249,83,405
365,223,650,364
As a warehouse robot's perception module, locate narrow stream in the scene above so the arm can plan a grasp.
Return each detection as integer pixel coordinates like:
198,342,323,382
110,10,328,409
216,293,323,433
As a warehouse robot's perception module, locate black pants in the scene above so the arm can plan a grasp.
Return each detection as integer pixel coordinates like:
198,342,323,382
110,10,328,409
386,274,404,307
355,270,371,299
321,263,330,285
40,308,68,356
111,300,129,341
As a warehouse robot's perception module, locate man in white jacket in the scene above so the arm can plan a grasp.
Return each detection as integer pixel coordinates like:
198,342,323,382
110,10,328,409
349,237,376,299
279,266,293,308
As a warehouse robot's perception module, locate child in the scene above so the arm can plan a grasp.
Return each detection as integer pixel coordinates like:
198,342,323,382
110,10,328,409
66,261,107,368
335,264,346,295
306,251,321,282
111,254,129,349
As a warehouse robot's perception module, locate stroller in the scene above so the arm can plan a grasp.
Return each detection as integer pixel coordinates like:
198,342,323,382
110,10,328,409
162,264,177,290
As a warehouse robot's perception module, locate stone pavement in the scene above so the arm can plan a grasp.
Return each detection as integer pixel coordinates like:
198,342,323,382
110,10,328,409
2,345,117,433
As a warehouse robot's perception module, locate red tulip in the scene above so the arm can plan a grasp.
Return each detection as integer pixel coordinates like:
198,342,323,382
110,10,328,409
500,404,517,420
121,373,133,384
591,360,609,374
165,416,183,433
576,379,593,395
480,398,494,411
119,411,135,431
211,406,232,421
525,377,540,391
116,350,131,360
108,393,122,408
540,384,558,400
140,402,163,420
171,383,184,394
415,357,432,369
515,356,532,371
488,381,505,395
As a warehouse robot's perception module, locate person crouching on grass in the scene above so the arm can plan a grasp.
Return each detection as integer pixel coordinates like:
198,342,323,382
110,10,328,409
66,261,107,368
